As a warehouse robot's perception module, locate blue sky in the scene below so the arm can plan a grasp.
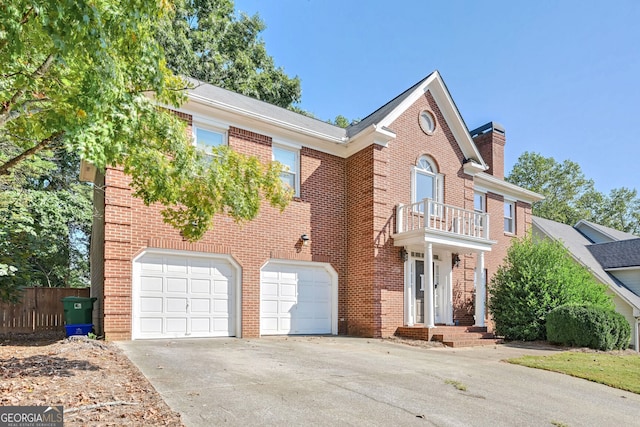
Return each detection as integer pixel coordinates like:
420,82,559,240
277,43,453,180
233,0,639,193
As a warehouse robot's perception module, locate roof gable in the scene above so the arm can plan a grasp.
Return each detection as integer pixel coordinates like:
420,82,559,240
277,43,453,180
345,71,487,168
575,219,637,243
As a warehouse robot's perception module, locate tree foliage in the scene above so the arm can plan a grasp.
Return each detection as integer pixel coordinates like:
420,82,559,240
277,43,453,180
488,234,613,341
0,0,292,300
507,152,640,234
158,0,301,108
0,148,92,301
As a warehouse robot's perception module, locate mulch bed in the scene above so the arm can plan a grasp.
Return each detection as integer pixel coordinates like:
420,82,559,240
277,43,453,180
0,333,184,426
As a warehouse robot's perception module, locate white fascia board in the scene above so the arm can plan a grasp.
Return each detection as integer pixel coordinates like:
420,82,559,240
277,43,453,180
604,266,640,272
376,71,487,169
474,172,544,203
344,124,396,157
187,93,348,147
463,161,488,176
182,98,349,158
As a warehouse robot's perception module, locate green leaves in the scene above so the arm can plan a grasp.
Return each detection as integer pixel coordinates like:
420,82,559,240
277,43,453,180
488,234,613,341
507,152,640,234
158,0,301,108
1,0,294,301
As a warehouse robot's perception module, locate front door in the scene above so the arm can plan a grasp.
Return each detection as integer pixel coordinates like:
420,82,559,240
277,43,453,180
412,257,444,325
414,260,424,324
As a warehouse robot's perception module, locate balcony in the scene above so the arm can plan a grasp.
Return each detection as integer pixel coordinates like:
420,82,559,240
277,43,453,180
395,199,493,250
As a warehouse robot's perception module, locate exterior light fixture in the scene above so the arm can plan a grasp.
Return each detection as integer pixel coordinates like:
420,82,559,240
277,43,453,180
399,248,408,261
452,253,461,268
300,234,310,246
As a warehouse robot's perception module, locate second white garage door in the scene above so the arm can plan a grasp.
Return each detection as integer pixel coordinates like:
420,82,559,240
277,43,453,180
261,262,335,335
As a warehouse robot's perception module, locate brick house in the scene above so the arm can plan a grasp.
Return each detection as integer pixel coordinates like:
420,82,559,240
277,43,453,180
90,71,542,340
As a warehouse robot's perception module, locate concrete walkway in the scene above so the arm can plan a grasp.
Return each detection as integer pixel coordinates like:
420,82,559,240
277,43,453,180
118,336,640,426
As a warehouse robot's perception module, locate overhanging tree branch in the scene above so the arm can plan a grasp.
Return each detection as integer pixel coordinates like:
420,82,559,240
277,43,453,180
0,131,64,175
0,54,55,127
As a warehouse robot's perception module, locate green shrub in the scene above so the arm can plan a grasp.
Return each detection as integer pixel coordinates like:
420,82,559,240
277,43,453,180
546,305,630,350
489,234,613,341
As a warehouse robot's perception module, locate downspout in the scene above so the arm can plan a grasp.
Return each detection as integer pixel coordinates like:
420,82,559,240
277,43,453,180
636,319,639,352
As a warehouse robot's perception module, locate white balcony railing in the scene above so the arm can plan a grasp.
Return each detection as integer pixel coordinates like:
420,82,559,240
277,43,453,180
396,199,490,240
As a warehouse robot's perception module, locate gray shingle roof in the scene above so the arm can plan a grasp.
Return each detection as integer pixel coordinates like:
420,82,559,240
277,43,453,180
532,216,640,310
587,239,640,269
345,73,435,138
185,77,348,141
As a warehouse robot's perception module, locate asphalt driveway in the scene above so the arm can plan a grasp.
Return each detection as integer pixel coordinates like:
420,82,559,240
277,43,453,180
118,337,640,426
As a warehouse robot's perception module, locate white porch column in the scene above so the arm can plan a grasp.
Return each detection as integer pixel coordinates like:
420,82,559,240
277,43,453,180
424,243,435,327
475,251,486,327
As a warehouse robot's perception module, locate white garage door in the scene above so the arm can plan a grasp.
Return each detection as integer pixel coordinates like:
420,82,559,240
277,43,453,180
134,252,236,339
261,262,334,335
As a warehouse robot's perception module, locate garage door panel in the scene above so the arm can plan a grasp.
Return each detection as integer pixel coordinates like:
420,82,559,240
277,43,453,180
140,318,162,334
214,264,234,278
166,318,187,332
191,279,210,294
134,253,236,339
166,277,188,293
190,298,211,313
140,256,164,272
261,263,333,335
140,297,163,313
279,300,296,313
190,318,211,332
140,276,163,292
213,298,230,313
213,280,229,295
167,258,188,273
262,300,278,315
280,283,297,298
262,282,278,297
190,259,211,275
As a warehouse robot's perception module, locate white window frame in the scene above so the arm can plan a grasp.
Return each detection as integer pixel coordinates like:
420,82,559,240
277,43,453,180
474,192,486,213
504,200,516,234
192,122,227,156
412,156,443,214
273,144,300,197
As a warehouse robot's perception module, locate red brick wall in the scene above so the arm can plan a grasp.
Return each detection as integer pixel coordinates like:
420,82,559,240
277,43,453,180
473,128,506,179
101,100,533,340
102,119,347,340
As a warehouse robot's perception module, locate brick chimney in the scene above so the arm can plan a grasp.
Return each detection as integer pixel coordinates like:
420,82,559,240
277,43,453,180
470,122,506,179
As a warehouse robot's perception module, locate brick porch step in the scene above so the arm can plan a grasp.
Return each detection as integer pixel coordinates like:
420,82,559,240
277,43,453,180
441,338,504,348
395,325,502,348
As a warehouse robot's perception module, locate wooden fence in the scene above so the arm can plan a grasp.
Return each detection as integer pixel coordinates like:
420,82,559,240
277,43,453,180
0,287,91,334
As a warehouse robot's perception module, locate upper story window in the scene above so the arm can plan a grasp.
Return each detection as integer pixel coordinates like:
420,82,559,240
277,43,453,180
504,201,515,234
273,145,299,196
194,126,226,155
474,192,486,212
412,155,443,212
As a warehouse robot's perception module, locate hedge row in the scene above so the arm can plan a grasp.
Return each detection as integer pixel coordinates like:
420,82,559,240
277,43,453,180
546,304,630,351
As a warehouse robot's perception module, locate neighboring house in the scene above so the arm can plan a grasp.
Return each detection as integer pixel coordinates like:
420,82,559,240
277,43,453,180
533,216,640,351
90,71,542,340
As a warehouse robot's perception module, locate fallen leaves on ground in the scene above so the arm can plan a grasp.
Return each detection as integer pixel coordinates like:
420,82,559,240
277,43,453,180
0,333,183,426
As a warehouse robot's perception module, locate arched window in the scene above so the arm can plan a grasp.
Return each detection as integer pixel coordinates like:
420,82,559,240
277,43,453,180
412,156,443,210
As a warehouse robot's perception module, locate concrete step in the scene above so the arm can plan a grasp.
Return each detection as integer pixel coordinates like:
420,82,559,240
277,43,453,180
431,332,496,341
442,338,504,348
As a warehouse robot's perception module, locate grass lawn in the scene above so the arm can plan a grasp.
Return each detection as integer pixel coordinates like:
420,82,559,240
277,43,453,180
507,352,640,394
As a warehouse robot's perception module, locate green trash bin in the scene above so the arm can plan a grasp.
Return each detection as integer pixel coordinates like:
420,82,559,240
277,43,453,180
61,296,97,325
